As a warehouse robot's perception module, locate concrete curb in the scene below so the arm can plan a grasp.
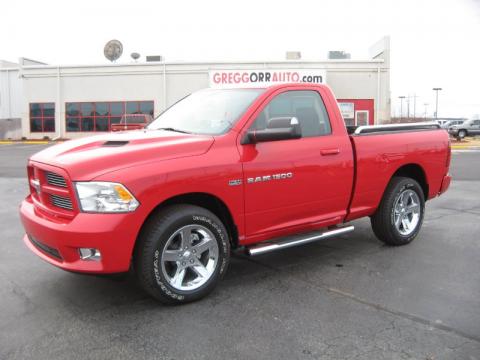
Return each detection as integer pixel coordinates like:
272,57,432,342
452,147,480,151
451,142,480,150
0,140,51,145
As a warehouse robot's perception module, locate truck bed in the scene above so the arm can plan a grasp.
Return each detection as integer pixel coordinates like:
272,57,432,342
345,125,450,221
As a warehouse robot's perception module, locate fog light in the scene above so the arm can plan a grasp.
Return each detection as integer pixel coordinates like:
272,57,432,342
79,248,101,261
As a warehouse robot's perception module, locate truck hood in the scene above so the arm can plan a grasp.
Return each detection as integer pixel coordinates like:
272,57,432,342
30,130,214,180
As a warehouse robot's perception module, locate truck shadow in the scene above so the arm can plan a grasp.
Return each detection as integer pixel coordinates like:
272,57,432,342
47,220,381,311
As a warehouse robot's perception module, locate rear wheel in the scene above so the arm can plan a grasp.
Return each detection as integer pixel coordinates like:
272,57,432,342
134,204,230,304
371,177,425,246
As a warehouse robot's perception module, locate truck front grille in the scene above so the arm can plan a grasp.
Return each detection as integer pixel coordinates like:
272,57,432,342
50,194,73,210
28,164,76,217
46,171,67,188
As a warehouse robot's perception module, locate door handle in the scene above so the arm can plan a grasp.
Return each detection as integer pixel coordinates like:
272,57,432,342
320,148,340,156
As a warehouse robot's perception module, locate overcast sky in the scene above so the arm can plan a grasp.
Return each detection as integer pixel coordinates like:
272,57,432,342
1,0,479,118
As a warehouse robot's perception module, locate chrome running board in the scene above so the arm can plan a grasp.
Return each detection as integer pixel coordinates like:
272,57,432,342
246,225,354,256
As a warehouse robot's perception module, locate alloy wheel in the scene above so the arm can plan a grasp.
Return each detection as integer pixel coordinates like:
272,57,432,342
161,224,219,291
392,189,421,236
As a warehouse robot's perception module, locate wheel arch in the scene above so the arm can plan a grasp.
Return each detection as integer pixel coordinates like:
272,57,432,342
136,192,239,250
391,163,429,200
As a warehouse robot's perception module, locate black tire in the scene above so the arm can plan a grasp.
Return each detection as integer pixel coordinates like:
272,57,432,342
371,176,425,246
457,130,467,139
134,204,230,304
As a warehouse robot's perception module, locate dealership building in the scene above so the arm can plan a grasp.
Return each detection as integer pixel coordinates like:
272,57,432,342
0,37,390,140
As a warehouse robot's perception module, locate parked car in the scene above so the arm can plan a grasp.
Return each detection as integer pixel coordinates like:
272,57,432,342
448,119,480,139
110,114,153,132
435,119,450,127
441,120,465,129
20,84,451,304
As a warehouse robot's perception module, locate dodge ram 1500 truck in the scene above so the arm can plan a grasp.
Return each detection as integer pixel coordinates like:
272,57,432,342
20,84,451,304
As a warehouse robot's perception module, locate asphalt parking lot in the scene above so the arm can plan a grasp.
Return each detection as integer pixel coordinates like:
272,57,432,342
1,144,479,360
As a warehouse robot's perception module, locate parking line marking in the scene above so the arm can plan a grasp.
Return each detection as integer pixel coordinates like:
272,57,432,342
240,253,480,344
327,287,480,343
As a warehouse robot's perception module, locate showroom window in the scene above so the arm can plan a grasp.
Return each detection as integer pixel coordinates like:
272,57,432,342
30,103,55,132
65,101,154,132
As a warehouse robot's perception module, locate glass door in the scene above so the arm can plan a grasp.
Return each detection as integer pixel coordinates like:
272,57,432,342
355,110,369,126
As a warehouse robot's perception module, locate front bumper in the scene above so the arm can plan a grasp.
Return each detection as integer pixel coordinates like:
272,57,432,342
20,196,138,273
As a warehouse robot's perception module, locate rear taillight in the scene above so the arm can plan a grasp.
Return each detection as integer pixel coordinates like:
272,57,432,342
446,140,451,168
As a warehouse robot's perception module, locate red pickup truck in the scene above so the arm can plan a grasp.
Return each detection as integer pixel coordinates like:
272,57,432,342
20,84,451,304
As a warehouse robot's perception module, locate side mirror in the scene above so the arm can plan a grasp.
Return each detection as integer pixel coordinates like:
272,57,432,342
241,117,302,144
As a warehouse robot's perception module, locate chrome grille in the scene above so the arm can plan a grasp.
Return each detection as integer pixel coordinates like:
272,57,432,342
50,194,73,210
46,172,67,188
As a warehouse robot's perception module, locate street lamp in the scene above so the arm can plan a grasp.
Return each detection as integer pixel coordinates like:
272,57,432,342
412,94,418,120
424,103,429,120
433,88,442,119
398,96,406,121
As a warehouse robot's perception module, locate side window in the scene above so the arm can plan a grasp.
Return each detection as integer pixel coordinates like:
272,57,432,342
250,90,331,137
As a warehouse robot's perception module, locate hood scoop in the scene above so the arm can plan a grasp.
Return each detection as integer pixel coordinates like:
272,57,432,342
102,140,129,147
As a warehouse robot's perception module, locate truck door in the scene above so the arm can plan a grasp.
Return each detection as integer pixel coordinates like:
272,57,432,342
239,87,354,242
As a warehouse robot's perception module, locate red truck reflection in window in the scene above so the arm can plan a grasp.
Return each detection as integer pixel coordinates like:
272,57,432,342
110,114,153,132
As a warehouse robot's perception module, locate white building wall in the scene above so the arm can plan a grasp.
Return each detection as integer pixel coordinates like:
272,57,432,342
0,68,23,119
14,37,390,139
326,67,390,122
0,67,23,139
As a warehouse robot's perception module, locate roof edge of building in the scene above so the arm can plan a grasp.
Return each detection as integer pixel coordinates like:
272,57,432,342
16,58,384,71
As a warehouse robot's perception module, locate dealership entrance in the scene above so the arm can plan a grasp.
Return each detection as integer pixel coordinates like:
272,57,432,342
337,99,375,126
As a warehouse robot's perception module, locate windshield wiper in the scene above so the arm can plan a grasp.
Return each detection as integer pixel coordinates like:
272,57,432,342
156,127,191,134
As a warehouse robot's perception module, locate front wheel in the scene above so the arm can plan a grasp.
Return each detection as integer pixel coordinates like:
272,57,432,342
371,177,425,246
134,204,230,304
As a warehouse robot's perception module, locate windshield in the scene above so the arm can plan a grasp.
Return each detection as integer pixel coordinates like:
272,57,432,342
148,88,264,135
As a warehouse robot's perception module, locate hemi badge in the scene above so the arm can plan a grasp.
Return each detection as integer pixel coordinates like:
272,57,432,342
228,179,242,186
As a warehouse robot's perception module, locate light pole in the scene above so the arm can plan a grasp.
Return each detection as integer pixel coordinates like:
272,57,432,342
424,103,429,120
433,87,442,119
412,94,418,120
399,96,406,121
406,96,410,119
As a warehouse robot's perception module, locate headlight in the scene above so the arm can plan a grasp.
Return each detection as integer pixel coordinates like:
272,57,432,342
75,182,139,213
